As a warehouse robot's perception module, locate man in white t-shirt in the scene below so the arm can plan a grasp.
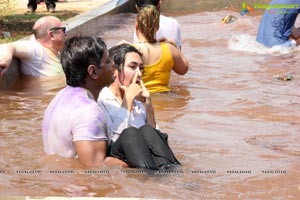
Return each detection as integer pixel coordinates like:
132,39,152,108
133,0,181,49
42,36,127,167
0,16,66,77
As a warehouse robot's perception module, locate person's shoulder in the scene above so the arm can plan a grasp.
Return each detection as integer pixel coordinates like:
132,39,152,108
64,86,98,107
160,41,178,51
74,91,102,118
6,36,35,49
160,14,180,25
98,87,115,102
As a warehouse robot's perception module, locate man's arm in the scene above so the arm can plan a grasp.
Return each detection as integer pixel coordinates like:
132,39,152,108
0,41,31,75
74,140,127,167
291,26,300,39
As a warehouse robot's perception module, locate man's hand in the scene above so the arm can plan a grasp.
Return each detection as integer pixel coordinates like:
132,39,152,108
158,37,178,49
104,157,128,167
291,26,300,40
0,67,7,77
0,43,15,77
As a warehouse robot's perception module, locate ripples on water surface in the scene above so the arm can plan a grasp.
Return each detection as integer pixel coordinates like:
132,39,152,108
1,1,300,199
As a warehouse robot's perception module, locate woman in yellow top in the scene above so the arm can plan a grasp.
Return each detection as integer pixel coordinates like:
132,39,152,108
134,5,189,93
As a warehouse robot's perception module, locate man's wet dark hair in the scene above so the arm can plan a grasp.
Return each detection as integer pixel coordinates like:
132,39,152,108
60,36,106,87
135,0,159,8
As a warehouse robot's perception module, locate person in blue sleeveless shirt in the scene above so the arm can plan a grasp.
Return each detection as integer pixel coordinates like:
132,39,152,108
256,0,300,48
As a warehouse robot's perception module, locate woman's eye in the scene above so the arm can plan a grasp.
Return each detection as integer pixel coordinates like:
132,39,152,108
129,65,138,70
128,64,144,72
139,65,144,72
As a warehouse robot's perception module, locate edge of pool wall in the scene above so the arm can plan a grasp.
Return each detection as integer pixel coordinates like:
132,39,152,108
0,0,135,90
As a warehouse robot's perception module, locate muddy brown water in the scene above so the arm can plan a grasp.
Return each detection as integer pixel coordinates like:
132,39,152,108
1,0,300,198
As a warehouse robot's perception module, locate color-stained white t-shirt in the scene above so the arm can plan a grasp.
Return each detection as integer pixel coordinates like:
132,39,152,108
20,36,63,76
42,86,110,158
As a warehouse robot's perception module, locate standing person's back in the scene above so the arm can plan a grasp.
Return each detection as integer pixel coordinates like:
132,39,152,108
134,5,189,93
133,0,181,49
256,0,300,48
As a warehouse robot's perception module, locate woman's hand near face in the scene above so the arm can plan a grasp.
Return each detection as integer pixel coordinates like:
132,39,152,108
136,79,150,103
140,79,150,98
139,79,156,128
120,72,143,111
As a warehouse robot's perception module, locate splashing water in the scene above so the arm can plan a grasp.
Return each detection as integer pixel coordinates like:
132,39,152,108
228,34,300,55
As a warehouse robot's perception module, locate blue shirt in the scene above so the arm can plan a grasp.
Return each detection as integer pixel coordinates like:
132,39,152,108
256,0,300,47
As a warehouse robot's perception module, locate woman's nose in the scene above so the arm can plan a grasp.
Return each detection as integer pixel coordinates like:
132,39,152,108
136,69,142,77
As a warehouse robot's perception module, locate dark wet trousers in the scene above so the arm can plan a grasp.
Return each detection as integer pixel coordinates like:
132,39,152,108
27,0,56,11
110,125,181,170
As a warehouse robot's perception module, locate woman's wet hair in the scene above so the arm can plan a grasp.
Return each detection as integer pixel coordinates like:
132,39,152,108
136,5,160,43
60,36,106,86
135,0,160,8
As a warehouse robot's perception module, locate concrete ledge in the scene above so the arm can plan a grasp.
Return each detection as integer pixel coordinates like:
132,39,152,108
0,0,135,90
65,0,135,38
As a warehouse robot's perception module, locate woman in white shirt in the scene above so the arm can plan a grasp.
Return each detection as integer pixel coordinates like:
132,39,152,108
98,44,180,170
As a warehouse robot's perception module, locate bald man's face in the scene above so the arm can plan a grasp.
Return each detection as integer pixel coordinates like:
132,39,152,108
50,29,66,51
48,20,67,51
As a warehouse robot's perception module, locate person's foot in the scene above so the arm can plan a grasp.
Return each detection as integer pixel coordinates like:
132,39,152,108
26,7,35,14
48,7,55,13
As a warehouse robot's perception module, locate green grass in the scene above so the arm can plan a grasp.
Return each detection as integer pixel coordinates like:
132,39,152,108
0,11,79,44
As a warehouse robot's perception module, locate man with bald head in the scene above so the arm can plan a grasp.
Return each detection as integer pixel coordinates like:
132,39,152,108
0,16,66,77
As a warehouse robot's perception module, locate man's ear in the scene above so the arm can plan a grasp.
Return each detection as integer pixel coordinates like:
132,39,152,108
48,31,54,38
87,65,97,79
113,68,118,77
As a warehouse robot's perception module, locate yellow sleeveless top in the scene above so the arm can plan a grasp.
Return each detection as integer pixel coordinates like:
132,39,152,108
141,43,174,93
